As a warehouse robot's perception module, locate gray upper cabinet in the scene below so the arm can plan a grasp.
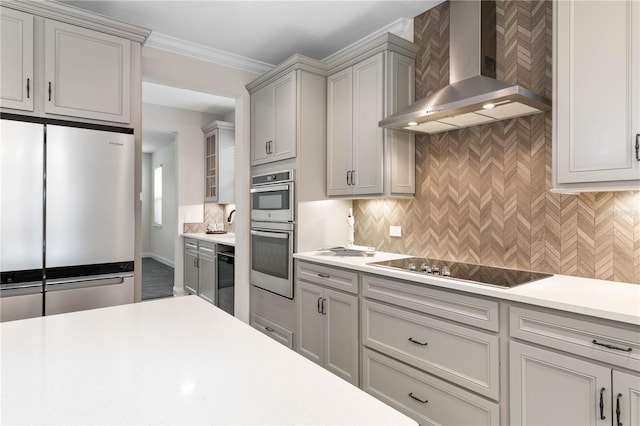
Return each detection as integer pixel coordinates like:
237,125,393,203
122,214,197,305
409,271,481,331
0,3,148,125
203,120,235,204
553,0,640,192
250,70,297,166
326,33,418,198
0,7,34,112
44,20,131,123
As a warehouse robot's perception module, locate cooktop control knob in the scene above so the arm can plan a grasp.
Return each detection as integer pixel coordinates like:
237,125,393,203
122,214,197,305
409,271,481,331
431,266,439,275
441,266,450,276
408,263,416,271
420,263,431,274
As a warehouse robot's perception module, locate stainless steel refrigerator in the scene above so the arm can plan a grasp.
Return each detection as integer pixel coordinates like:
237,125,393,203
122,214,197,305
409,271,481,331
0,117,135,321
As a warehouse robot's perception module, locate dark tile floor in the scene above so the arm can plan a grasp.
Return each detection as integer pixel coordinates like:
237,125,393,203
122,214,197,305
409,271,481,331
142,257,174,300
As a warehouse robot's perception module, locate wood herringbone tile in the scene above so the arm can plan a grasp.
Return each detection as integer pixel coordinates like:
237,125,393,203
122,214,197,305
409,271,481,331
352,0,639,284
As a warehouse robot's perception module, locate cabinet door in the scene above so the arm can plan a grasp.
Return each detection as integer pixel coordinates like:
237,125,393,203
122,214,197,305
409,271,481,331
297,281,324,366
197,243,216,304
327,67,354,196
510,341,611,426
613,370,640,426
44,19,131,123
324,288,359,386
250,85,273,165
184,241,198,295
271,71,297,162
204,130,218,202
387,52,415,195
0,7,33,111
555,0,640,188
352,53,384,195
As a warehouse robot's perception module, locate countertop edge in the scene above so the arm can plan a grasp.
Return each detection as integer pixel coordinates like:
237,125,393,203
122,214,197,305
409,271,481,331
293,251,640,326
181,232,236,246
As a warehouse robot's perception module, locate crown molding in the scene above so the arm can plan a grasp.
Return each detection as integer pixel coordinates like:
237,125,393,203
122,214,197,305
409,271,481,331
245,54,327,93
146,32,274,75
322,18,412,64
1,0,151,43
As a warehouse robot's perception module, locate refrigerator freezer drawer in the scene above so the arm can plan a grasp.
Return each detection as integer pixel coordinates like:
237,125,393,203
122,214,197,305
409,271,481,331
1,292,42,322
45,276,134,316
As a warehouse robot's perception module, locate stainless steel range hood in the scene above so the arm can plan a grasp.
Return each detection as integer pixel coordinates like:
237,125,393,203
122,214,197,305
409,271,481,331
380,0,550,134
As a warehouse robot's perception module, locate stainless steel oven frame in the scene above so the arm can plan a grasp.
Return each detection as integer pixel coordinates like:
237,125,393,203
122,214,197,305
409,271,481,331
250,170,294,223
250,221,294,299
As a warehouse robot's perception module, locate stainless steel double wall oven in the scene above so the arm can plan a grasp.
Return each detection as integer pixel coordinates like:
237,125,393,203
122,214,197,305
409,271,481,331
250,170,294,299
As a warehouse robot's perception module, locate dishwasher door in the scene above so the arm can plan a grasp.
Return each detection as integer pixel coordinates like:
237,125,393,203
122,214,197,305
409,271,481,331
216,251,234,315
45,274,134,316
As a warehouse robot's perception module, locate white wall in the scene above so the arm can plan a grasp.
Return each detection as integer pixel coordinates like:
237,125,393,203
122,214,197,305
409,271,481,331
141,153,152,254
142,46,259,322
143,103,217,271
149,142,177,265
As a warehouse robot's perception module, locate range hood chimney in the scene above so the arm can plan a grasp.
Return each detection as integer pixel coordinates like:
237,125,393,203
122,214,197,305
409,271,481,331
380,0,550,134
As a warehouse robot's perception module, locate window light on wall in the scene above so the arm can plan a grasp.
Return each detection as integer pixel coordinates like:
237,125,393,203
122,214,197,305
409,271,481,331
153,165,163,226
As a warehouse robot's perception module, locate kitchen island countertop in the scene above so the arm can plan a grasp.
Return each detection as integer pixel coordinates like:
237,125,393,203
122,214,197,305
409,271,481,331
294,250,640,326
0,296,415,425
181,232,235,246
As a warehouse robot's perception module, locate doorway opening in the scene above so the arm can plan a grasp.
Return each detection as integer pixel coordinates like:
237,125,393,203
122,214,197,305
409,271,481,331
141,130,176,300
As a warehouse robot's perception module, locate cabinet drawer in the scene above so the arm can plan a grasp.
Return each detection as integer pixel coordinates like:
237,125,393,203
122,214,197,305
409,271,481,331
184,238,198,251
363,299,500,400
296,261,358,294
363,348,500,426
510,305,640,372
363,274,499,331
250,313,293,349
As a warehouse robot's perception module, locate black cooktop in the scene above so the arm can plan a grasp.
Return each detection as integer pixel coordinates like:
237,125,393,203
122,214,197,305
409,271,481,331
369,257,552,288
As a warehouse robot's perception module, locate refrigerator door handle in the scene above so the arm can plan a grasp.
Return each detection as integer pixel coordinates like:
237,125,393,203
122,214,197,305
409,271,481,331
1,282,43,297
46,274,133,291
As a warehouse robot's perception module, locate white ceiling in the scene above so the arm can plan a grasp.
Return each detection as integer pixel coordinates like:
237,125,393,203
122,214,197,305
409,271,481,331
143,81,236,115
61,0,443,152
142,129,176,154
60,1,442,65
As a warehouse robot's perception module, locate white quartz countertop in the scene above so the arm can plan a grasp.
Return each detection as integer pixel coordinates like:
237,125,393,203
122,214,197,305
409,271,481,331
182,232,235,246
294,251,640,326
0,296,415,425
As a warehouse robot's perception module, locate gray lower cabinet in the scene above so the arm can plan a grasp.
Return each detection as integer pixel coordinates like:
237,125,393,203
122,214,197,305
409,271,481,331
297,280,359,386
183,238,216,304
361,273,501,425
363,348,500,426
184,238,199,295
509,305,640,426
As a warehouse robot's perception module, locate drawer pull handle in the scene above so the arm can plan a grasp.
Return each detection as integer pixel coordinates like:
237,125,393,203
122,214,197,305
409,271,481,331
408,337,428,346
592,339,632,352
600,387,606,420
265,326,275,333
317,273,330,278
616,393,623,426
408,392,428,404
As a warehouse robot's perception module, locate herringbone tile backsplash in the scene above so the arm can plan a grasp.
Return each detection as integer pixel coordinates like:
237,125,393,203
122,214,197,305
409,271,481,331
354,1,640,284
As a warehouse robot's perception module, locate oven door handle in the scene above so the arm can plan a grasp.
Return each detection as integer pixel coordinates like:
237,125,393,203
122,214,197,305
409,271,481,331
250,184,291,193
250,230,290,239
